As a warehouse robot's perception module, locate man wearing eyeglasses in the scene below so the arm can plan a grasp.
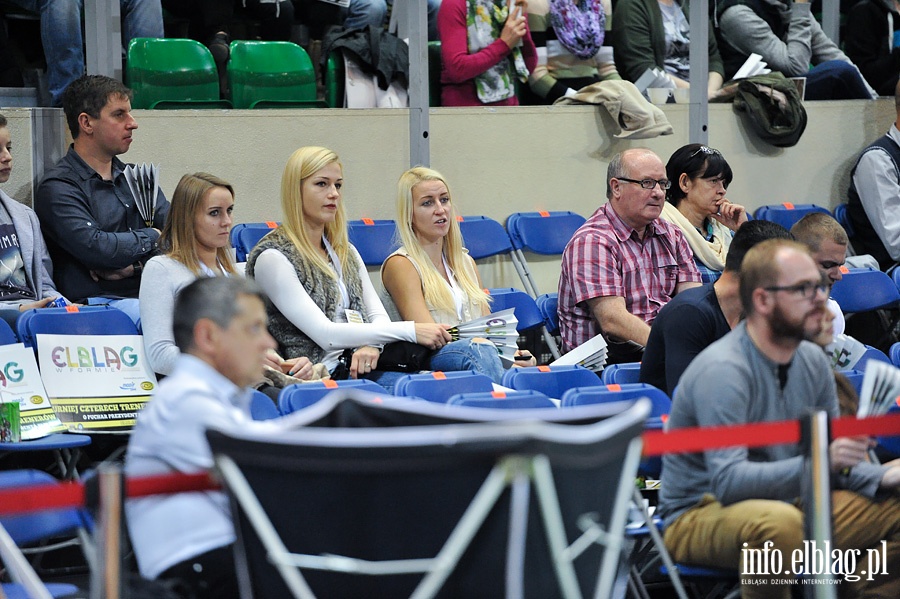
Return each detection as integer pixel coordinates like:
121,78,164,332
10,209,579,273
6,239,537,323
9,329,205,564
559,148,701,364
659,239,900,597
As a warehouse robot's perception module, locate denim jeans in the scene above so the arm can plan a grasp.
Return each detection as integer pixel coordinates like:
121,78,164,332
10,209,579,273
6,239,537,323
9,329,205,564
804,60,873,101
361,369,405,395
428,338,505,384
345,0,441,40
9,0,163,106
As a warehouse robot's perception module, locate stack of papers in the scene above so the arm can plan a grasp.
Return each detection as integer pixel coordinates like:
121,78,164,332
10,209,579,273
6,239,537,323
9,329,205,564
824,334,868,372
450,309,520,363
549,333,608,372
634,67,674,93
733,53,771,79
858,360,900,417
124,163,160,227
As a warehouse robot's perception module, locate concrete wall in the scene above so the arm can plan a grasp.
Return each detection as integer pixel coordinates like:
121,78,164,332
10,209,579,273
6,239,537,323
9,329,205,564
2,99,894,290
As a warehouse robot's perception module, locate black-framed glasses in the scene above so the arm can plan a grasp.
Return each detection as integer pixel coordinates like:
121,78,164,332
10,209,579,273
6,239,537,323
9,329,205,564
689,145,722,159
764,280,832,300
617,177,672,190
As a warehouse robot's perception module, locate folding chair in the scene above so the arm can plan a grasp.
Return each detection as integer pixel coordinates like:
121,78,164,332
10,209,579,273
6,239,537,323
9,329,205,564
347,219,399,266
601,363,642,385
834,203,855,238
279,379,388,414
447,389,556,409
537,293,559,335
505,211,586,298
250,390,281,421
17,305,139,349
394,370,494,403
0,317,17,344
830,268,900,313
502,365,600,400
752,203,831,230
488,288,561,360
231,222,279,263
207,391,649,598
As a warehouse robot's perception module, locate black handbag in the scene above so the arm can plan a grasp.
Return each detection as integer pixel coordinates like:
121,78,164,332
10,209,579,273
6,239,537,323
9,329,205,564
377,341,434,372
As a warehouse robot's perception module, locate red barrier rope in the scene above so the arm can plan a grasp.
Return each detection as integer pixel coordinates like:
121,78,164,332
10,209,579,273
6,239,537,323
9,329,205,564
3,413,900,517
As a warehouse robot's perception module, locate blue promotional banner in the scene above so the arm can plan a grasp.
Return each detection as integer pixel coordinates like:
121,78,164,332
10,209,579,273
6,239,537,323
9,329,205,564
36,334,158,432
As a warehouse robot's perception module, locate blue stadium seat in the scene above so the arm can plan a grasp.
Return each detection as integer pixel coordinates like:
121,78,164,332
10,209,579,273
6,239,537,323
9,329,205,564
231,222,279,263
347,219,399,266
831,268,900,313
447,389,556,409
536,293,559,335
505,211,585,297
393,370,494,403
17,306,138,349
601,362,642,385
502,365,600,399
250,390,281,421
752,203,831,230
279,379,387,414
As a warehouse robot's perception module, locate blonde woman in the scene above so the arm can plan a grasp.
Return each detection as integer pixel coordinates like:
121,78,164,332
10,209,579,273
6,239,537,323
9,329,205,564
139,172,312,380
382,167,535,383
245,147,450,393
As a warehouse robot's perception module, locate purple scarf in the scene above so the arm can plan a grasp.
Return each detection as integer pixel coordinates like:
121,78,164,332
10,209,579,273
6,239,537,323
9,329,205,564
548,0,605,59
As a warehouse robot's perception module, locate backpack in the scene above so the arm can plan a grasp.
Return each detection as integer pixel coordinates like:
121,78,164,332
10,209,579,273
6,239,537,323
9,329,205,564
732,72,807,147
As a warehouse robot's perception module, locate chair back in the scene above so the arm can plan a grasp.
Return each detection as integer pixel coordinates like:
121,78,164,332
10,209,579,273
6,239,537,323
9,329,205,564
279,379,387,414
561,383,671,426
347,219,399,266
17,306,139,349
0,318,17,345
228,41,319,108
536,293,559,334
126,38,229,109
840,369,865,395
486,288,544,331
502,365,600,399
0,470,86,546
457,215,515,259
834,203,855,238
752,203,831,230
207,392,649,599
855,345,892,373
250,390,281,421
601,363,642,385
506,211,586,254
231,222,279,263
394,370,494,403
831,268,900,313
447,389,556,409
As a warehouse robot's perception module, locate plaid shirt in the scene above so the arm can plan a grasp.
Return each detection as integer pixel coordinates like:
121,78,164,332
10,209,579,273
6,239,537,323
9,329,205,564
558,203,701,352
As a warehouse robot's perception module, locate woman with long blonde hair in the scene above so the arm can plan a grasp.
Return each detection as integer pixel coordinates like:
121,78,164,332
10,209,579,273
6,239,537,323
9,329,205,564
246,147,450,392
382,166,535,383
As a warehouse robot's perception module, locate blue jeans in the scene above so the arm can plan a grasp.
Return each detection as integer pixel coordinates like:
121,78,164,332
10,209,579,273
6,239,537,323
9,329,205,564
345,0,441,40
805,60,873,101
361,369,405,395
428,339,505,384
9,0,163,106
87,297,141,328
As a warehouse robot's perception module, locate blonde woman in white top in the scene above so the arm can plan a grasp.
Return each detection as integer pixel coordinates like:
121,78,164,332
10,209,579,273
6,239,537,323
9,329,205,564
382,167,535,383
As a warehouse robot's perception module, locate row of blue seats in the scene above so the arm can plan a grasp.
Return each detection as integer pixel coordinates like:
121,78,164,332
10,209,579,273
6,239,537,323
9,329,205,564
0,305,137,350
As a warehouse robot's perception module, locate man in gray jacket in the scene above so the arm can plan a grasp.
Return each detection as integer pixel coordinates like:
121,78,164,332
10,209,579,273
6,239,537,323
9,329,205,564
659,239,900,598
715,0,876,100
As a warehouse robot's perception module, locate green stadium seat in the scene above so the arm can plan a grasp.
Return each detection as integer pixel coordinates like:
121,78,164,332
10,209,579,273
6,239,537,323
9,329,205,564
126,38,231,109
324,49,345,108
227,40,323,109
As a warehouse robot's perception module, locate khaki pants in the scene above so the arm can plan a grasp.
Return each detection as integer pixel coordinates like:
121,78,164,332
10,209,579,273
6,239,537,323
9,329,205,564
663,491,900,599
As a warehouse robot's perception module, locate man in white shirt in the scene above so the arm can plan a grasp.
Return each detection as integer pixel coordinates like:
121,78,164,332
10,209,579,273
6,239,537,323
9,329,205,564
125,277,277,598
848,80,900,271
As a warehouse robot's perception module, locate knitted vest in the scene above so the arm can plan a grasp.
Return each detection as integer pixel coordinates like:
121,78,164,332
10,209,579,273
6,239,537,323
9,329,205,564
245,228,367,363
847,133,900,269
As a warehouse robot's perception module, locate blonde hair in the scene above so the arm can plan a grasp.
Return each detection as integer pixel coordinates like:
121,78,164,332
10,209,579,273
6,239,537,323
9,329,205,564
395,167,489,316
160,172,237,276
279,146,349,279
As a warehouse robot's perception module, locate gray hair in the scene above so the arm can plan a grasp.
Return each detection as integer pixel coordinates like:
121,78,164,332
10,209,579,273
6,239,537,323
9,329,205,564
172,277,266,351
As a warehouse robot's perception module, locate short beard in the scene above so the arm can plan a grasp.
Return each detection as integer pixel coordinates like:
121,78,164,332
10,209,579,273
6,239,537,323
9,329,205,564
769,303,812,343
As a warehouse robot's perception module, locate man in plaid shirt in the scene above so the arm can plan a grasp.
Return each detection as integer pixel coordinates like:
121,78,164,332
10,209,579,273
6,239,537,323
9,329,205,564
559,148,702,364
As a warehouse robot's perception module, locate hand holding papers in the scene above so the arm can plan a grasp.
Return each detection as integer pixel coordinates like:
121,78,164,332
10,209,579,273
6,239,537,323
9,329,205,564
858,361,900,418
124,163,160,227
449,309,520,363
549,333,608,372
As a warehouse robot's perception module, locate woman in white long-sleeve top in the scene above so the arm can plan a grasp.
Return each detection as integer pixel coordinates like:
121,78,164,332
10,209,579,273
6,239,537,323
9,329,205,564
245,146,451,393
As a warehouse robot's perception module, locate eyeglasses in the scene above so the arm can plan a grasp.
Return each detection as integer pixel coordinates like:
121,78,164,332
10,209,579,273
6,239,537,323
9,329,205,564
764,280,832,300
617,177,672,190
689,145,722,158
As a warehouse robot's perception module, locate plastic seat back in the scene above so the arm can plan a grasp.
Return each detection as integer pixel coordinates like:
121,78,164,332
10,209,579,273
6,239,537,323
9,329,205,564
126,37,229,109
0,318,18,345
601,362,642,385
17,306,139,349
250,390,281,421
486,288,544,331
831,268,900,313
393,370,494,403
347,219,399,266
279,379,387,414
324,49,346,108
0,469,86,546
536,293,559,334
232,222,279,262
506,211,586,254
228,40,320,109
502,365,600,399
752,203,831,230
447,389,556,409
561,383,671,426
457,215,514,259
841,369,865,395
834,203,854,238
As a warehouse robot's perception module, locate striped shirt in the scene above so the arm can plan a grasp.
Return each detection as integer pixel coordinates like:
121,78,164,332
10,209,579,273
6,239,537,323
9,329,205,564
558,203,701,352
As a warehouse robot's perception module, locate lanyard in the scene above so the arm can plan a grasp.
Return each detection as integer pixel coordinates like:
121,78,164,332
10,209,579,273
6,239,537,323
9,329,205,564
442,253,465,321
322,236,350,310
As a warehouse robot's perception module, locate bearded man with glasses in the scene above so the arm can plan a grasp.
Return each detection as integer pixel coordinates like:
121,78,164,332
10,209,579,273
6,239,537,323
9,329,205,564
559,148,701,364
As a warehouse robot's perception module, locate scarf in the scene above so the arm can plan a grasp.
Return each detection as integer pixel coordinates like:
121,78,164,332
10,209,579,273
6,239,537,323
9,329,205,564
467,0,530,103
548,0,605,59
660,201,731,271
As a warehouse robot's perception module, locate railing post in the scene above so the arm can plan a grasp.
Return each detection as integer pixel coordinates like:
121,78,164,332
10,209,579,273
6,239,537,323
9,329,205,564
91,463,126,599
801,409,837,599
